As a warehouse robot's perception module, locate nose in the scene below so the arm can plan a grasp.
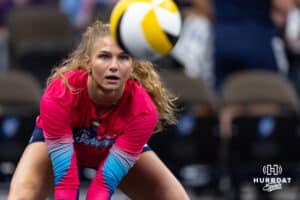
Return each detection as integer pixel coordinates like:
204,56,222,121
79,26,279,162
109,57,119,72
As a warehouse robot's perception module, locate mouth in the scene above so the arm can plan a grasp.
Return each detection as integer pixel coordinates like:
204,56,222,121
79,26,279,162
105,75,120,80
104,75,120,83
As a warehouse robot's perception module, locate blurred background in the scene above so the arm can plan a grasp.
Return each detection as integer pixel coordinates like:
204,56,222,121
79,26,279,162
1,0,300,199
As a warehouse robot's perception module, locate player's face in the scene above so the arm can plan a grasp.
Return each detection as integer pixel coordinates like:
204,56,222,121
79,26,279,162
89,36,133,93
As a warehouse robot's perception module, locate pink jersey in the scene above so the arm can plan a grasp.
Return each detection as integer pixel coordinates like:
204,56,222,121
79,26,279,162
36,70,157,199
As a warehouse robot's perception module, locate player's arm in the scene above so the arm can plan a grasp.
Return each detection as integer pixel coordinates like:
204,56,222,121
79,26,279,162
40,98,79,200
86,112,157,200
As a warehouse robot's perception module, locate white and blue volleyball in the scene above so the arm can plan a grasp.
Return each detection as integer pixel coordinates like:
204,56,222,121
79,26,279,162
110,0,182,60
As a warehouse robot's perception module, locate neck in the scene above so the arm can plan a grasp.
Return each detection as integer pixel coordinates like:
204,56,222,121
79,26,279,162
87,76,123,109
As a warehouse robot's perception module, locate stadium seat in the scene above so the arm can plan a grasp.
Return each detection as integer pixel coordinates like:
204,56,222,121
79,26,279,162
7,6,75,85
149,70,221,195
219,70,300,200
0,70,41,180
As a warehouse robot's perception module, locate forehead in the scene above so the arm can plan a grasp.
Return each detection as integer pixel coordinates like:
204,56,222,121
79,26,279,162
92,36,124,54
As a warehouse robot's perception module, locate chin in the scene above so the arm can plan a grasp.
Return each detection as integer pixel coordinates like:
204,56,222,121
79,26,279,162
103,85,120,91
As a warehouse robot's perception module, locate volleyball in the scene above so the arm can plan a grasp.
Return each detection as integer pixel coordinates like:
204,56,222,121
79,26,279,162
110,0,182,60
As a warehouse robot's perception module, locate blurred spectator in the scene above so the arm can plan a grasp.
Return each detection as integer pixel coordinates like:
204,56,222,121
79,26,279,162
285,0,300,96
0,25,9,72
59,0,95,32
0,1,13,71
271,0,294,31
285,0,300,54
59,0,118,30
212,0,293,92
171,0,214,88
285,0,300,53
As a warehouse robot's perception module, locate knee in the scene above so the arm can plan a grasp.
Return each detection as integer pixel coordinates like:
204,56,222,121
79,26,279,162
151,190,190,200
8,180,39,200
152,182,190,200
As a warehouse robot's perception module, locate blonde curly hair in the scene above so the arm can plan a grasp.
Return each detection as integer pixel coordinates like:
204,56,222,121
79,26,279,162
47,21,177,131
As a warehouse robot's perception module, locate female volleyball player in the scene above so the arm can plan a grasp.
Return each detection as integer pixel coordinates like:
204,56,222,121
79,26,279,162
8,21,189,200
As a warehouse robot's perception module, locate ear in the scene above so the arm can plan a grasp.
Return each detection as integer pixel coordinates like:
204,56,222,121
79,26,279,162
88,67,92,75
131,60,136,72
86,57,92,74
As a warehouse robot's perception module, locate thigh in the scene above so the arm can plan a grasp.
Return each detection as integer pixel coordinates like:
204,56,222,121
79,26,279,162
8,142,53,200
118,151,190,200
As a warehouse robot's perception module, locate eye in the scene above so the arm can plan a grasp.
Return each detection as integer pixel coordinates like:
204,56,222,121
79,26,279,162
119,54,130,61
98,54,110,60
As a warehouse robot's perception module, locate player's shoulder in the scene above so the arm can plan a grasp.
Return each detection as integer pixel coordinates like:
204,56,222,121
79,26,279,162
124,79,157,115
42,70,87,106
63,70,87,87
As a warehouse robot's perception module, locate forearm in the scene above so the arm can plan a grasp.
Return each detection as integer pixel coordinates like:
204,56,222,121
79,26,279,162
86,146,138,200
86,113,157,199
47,141,80,200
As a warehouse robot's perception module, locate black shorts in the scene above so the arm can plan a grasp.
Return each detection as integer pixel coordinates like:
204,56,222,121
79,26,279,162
29,126,152,152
